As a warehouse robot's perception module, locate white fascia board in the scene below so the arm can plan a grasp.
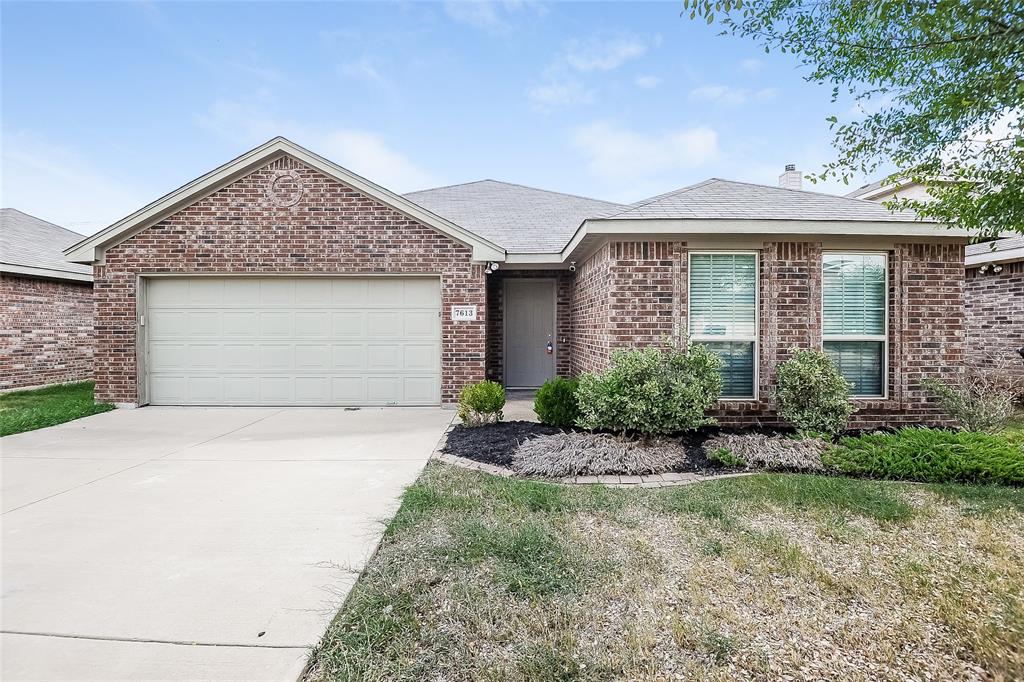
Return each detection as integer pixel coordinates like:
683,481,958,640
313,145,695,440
966,245,1024,267
1,263,93,282
64,137,505,264
504,252,565,265
560,218,968,259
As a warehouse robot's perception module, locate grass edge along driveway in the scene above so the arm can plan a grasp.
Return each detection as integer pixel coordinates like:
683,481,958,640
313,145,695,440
306,463,1024,681
0,381,114,437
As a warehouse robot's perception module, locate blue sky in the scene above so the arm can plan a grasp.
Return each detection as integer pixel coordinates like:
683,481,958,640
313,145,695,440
2,1,874,235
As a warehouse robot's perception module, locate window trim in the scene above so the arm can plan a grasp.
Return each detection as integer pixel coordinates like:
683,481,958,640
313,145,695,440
820,250,889,400
687,250,759,401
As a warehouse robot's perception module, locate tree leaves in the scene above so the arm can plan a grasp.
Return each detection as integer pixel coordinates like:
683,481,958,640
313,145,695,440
683,0,1024,238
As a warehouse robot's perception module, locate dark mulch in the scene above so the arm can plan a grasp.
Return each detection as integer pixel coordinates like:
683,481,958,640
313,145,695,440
442,421,564,467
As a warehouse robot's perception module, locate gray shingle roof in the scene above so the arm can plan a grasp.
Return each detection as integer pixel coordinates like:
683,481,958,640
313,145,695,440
404,180,627,253
966,235,1024,257
605,178,926,222
1,208,93,281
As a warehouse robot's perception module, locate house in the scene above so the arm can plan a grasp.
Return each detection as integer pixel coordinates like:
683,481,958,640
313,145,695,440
1,209,94,391
65,138,968,427
965,236,1024,386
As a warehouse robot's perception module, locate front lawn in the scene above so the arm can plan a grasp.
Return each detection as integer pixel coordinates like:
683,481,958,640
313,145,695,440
0,381,114,437
307,464,1024,681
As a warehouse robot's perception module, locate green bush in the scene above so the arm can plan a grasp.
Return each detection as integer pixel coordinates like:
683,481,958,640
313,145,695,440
708,448,745,468
458,381,506,426
533,377,580,428
775,347,854,438
823,427,1024,486
575,343,723,437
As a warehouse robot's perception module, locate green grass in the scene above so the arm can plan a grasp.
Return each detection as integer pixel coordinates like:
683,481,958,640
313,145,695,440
306,464,1024,681
0,381,113,437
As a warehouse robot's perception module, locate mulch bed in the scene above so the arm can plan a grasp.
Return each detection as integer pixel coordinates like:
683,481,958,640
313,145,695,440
442,421,564,467
441,421,941,478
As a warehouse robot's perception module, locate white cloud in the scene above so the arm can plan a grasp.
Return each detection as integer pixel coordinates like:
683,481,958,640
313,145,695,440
689,84,777,106
739,58,763,74
196,97,435,192
338,56,387,85
1,131,151,235
634,75,661,90
528,79,593,111
528,32,658,111
443,1,546,33
563,34,655,72
571,120,720,183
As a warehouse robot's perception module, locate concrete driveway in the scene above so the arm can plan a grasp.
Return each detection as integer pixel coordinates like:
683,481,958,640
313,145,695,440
0,406,453,681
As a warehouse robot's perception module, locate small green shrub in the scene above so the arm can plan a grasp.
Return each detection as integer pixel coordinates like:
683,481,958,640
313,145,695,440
923,375,1018,433
575,343,723,437
533,377,580,428
708,448,745,468
458,381,505,426
823,427,1024,486
775,347,854,438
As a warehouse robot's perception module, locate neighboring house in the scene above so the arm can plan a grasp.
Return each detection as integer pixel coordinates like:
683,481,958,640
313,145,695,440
1,209,94,391
846,177,947,203
65,138,968,427
965,237,1024,385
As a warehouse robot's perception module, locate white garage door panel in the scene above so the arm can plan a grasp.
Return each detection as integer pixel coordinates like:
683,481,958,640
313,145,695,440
146,277,441,406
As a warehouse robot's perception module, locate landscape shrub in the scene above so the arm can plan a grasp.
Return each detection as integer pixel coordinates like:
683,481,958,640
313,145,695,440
575,343,722,438
703,433,828,472
823,427,1024,486
707,448,745,468
775,348,854,438
923,367,1021,433
533,377,580,428
512,432,685,477
458,381,506,426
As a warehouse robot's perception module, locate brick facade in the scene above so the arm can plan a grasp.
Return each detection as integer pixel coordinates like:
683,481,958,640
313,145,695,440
485,270,572,383
93,155,486,405
563,239,965,428
965,260,1024,389
1,274,94,391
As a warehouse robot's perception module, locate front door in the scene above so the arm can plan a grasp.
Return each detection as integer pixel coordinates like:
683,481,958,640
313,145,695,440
504,279,556,388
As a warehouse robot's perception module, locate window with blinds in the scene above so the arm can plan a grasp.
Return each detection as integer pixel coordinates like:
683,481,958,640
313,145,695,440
822,253,887,397
688,252,758,399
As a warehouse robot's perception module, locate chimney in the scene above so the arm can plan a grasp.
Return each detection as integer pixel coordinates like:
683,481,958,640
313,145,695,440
778,163,802,190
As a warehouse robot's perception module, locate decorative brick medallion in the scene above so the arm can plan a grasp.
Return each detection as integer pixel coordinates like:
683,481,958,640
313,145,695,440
265,169,304,207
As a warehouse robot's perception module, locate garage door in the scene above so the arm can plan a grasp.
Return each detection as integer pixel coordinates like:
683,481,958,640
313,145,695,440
144,277,441,406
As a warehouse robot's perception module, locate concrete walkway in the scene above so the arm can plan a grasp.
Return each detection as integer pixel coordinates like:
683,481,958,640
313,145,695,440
1,407,453,681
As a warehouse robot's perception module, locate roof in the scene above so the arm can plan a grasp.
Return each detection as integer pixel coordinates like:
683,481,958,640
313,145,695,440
606,178,928,222
966,235,1024,267
404,180,627,253
65,137,505,265
1,209,92,282
845,178,890,199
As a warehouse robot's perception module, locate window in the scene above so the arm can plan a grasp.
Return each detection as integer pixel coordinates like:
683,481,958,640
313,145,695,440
688,252,758,399
822,253,887,397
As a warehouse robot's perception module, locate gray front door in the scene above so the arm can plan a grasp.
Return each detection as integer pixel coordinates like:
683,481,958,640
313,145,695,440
504,279,556,388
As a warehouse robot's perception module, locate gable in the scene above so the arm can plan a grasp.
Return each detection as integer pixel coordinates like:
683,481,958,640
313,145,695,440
65,138,505,264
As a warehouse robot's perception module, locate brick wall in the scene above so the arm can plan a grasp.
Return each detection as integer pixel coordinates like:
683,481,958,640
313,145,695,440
485,270,572,383
965,260,1024,388
1,274,94,390
94,155,485,405
567,239,965,428
569,243,612,375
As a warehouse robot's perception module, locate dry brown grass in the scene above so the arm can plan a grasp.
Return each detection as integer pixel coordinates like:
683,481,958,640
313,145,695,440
306,464,1024,682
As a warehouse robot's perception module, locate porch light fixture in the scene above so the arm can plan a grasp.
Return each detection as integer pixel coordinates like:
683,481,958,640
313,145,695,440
484,261,499,275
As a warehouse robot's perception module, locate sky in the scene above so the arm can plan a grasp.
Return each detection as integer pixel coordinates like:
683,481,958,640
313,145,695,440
2,1,879,235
